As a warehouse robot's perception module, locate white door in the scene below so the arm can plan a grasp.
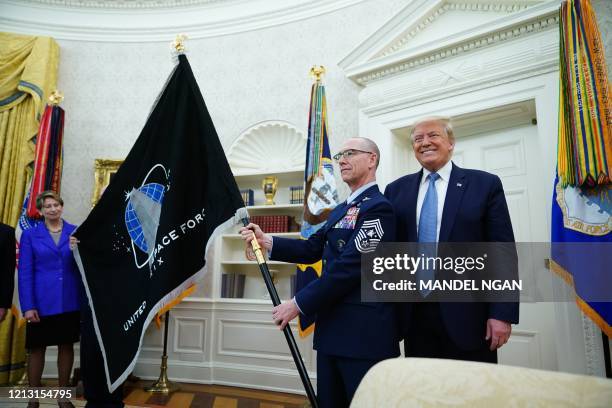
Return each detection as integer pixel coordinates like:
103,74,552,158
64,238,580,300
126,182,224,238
453,123,560,370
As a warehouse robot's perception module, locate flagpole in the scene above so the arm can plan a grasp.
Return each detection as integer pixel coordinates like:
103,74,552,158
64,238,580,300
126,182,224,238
141,35,189,396
145,311,179,394
242,219,318,408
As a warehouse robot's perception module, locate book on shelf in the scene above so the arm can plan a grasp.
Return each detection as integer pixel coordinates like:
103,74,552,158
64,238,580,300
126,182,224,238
289,185,304,204
250,215,295,233
221,273,230,298
234,274,245,298
240,189,254,206
221,273,245,298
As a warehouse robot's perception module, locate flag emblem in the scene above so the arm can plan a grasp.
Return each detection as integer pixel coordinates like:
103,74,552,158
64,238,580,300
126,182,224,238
555,181,611,236
123,164,170,273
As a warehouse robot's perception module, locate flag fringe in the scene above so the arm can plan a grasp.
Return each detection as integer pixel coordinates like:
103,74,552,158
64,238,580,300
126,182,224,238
297,318,315,338
155,284,197,328
145,62,180,123
550,259,612,337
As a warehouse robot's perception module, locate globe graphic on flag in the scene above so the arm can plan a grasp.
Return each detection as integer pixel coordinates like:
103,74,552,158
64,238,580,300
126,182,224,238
124,182,166,253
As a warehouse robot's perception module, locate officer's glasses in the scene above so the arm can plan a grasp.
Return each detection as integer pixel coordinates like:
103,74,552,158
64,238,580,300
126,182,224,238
333,149,373,162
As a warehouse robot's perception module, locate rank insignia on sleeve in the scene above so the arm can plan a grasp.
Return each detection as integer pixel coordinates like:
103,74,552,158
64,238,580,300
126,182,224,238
355,218,384,253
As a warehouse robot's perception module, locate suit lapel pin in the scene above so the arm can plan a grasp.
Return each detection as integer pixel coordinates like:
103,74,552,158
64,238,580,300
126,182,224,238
457,182,462,187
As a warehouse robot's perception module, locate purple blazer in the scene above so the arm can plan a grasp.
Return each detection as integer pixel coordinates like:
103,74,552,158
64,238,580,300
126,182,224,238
18,221,81,317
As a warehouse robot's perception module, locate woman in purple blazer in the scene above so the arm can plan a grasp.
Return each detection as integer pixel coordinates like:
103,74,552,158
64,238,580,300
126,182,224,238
19,191,80,408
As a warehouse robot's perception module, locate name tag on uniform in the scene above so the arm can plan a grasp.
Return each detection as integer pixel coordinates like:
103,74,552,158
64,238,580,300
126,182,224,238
334,206,359,229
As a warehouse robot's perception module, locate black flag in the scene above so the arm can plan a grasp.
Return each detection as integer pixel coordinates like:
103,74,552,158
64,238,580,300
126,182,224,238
73,54,246,391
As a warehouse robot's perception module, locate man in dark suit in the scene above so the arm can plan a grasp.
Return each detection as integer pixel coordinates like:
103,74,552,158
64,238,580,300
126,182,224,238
384,117,519,363
241,137,399,408
0,222,16,323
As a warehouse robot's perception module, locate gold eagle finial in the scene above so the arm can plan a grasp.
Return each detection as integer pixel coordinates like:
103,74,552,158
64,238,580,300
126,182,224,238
309,65,326,82
48,90,64,106
173,34,188,53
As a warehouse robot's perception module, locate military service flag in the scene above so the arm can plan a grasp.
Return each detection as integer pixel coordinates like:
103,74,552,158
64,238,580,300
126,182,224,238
295,71,339,336
551,0,611,336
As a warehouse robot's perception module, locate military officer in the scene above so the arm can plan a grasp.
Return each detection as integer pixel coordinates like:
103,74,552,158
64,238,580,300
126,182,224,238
241,137,399,408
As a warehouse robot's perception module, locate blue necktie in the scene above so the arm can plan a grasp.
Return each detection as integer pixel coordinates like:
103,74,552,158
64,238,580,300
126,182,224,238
417,172,440,297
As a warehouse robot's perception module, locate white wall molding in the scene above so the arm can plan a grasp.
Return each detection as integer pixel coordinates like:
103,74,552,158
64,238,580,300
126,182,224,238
134,357,214,385
173,316,208,354
340,0,560,85
134,358,312,394
0,0,365,42
212,362,313,394
356,29,558,117
375,1,534,59
216,318,311,363
354,13,559,85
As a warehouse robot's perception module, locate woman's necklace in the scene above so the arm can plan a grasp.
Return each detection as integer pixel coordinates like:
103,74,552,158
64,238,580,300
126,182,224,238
46,220,63,233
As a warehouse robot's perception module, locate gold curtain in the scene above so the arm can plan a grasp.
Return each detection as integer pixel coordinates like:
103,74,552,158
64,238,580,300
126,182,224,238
0,32,59,385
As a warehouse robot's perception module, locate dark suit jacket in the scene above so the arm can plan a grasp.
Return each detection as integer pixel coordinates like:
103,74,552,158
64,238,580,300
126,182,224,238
18,221,81,316
272,185,400,360
384,162,519,350
0,223,16,309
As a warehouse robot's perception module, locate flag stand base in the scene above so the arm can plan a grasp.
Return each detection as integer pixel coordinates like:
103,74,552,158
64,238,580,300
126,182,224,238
145,311,179,394
145,355,179,394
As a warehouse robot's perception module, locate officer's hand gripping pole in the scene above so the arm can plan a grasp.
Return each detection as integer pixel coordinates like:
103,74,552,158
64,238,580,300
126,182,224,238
241,219,318,408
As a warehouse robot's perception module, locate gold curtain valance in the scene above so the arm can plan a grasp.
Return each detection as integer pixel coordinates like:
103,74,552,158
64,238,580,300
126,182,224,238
0,33,58,114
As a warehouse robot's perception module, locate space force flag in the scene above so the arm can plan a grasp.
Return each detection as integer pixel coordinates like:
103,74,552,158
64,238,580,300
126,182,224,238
73,54,246,391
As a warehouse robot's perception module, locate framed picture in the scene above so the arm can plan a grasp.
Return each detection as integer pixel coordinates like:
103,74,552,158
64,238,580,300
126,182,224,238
91,159,123,207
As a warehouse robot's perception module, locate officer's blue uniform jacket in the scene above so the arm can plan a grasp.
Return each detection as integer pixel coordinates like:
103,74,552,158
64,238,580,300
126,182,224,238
271,185,399,360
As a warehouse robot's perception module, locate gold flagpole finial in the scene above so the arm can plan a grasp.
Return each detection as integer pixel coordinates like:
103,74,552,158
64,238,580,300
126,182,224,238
309,65,326,82
48,90,63,106
173,34,188,53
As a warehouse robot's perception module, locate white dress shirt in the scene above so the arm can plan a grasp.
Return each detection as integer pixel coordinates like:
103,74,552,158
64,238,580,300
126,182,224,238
345,181,377,205
416,160,453,241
